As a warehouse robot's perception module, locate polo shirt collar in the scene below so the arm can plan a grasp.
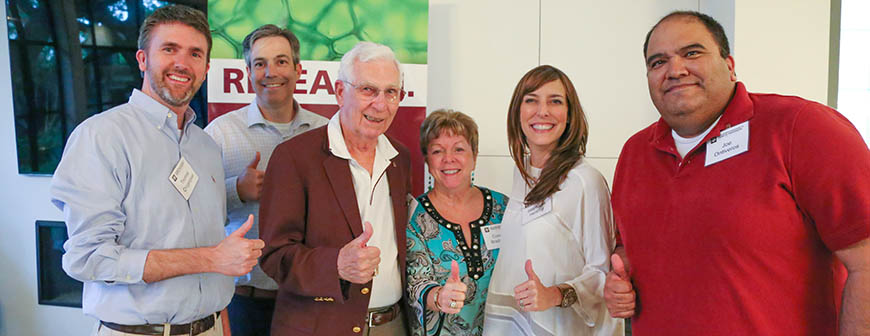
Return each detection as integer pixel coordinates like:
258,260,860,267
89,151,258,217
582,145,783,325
327,111,398,161
131,89,197,130
649,82,754,151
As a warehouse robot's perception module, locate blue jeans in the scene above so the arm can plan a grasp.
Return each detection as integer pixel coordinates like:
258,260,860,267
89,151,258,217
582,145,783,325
227,294,275,336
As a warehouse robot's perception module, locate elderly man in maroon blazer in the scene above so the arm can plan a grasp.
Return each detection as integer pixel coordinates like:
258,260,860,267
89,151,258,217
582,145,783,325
259,41,412,336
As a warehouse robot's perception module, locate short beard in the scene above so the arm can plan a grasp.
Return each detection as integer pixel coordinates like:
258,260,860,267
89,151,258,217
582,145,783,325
146,65,199,107
151,79,195,107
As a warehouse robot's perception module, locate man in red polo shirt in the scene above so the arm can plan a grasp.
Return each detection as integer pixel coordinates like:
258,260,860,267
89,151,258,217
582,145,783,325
605,11,870,335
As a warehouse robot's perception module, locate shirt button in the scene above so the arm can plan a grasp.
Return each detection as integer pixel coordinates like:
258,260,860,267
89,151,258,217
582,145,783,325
361,288,370,295
353,326,362,333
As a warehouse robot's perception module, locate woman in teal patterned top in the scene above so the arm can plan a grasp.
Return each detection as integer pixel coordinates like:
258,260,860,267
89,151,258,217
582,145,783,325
407,109,509,336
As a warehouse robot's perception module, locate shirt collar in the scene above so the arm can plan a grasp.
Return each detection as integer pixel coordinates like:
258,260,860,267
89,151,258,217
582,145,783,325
649,82,754,148
327,111,398,161
246,100,316,129
245,102,268,127
130,89,197,130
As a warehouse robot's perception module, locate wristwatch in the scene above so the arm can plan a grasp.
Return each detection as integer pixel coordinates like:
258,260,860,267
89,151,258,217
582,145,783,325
557,284,577,308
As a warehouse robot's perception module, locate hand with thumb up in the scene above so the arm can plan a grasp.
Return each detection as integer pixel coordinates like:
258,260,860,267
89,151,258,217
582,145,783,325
513,259,562,311
604,249,636,318
212,214,265,276
237,151,264,202
337,222,381,284
430,260,467,314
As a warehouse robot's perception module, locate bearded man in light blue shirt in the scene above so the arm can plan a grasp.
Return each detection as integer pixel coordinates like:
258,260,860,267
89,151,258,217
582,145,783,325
50,5,263,336
204,24,328,336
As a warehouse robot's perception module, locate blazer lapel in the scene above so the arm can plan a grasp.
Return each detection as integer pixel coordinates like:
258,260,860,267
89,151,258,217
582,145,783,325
323,155,363,238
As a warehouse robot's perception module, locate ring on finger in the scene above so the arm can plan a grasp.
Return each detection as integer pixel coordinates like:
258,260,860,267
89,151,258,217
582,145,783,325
449,301,457,309
519,299,524,306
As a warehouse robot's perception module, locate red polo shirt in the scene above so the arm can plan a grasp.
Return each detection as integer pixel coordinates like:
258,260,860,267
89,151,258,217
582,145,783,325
612,82,870,335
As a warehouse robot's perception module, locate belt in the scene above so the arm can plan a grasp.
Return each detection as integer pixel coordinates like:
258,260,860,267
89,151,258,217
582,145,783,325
234,285,277,299
101,311,219,335
366,302,402,327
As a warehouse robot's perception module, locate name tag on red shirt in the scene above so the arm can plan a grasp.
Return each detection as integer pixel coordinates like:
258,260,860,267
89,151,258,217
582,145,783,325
705,121,750,166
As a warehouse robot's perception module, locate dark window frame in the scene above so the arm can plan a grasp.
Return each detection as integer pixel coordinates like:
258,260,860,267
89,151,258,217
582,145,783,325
6,0,208,175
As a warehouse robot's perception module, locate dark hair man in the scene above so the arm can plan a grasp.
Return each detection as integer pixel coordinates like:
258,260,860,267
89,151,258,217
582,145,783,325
51,5,264,335
606,11,870,336
204,24,328,336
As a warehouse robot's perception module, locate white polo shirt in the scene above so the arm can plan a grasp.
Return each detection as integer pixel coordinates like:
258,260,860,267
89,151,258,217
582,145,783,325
326,112,402,308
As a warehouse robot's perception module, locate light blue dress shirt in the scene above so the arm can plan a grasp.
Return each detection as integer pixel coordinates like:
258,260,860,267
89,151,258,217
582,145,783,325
50,89,233,324
204,102,328,290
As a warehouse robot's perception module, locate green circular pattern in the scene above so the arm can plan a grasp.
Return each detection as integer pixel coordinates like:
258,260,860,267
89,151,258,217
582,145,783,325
208,0,428,63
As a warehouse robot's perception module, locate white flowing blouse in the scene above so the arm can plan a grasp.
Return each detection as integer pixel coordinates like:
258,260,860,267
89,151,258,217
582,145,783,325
483,159,623,336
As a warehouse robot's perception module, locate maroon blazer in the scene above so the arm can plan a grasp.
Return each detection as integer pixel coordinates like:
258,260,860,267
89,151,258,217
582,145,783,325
259,126,411,335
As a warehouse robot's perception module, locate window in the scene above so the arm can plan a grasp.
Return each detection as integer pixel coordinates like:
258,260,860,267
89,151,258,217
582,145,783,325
6,0,208,174
837,0,870,144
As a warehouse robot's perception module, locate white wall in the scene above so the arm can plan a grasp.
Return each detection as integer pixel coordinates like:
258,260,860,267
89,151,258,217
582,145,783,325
732,0,832,103
426,0,540,194
0,1,836,334
428,0,701,194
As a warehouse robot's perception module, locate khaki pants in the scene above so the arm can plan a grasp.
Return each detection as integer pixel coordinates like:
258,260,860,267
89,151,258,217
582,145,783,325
95,315,224,336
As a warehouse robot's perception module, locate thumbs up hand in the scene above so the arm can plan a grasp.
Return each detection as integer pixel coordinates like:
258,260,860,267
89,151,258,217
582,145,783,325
237,151,264,202
337,222,381,284
513,259,562,311
212,214,266,276
604,250,636,318
433,260,467,314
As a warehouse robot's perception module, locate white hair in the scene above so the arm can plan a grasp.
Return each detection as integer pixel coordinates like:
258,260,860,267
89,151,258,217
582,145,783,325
337,41,404,85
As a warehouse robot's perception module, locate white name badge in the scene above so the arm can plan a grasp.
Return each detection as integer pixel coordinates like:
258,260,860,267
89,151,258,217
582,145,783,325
523,198,552,225
169,156,198,200
705,120,750,167
481,224,502,250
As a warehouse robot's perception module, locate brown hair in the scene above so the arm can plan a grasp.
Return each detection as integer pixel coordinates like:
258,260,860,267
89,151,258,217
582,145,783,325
507,65,588,206
420,109,479,157
243,24,302,68
138,5,212,60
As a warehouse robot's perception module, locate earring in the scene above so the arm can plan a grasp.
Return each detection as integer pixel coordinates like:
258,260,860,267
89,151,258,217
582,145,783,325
471,171,475,186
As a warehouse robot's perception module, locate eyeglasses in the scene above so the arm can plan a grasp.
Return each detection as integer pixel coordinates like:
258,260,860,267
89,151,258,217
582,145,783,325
341,80,405,103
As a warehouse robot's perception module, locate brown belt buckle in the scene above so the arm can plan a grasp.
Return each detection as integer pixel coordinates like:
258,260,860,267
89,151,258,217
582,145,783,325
188,312,215,335
190,317,204,335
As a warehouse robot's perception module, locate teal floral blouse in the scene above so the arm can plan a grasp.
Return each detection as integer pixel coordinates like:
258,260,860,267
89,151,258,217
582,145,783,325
406,186,508,336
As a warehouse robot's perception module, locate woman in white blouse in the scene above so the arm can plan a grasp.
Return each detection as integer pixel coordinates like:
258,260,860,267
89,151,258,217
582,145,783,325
484,65,623,336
